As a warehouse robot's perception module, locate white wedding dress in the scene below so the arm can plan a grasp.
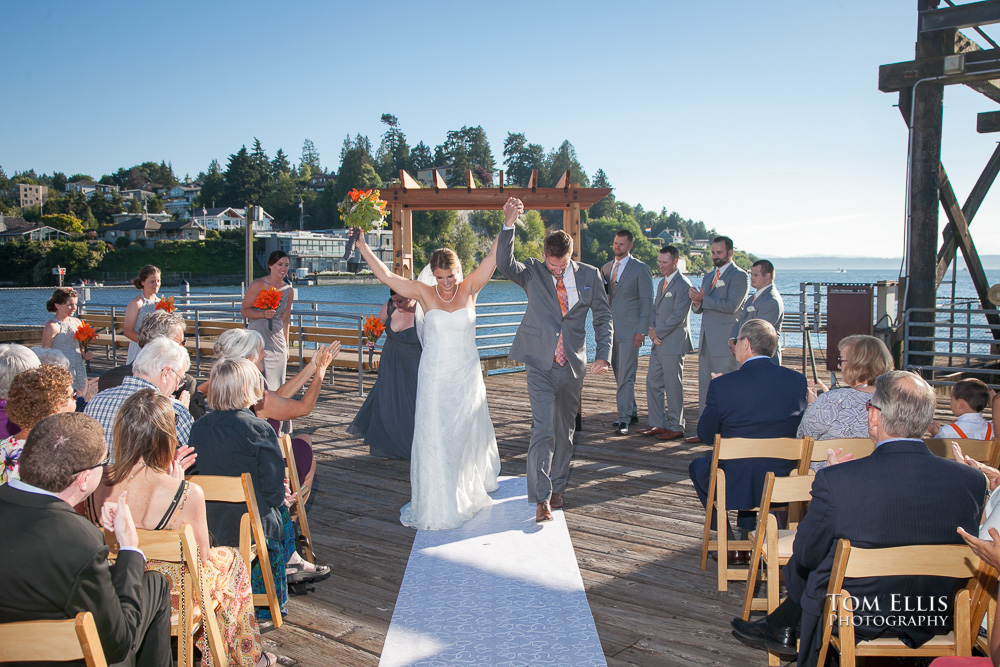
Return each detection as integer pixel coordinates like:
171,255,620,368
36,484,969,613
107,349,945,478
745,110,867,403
400,306,500,530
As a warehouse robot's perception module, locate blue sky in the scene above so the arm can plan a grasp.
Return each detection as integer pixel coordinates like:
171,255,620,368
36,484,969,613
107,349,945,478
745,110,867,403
5,0,1000,258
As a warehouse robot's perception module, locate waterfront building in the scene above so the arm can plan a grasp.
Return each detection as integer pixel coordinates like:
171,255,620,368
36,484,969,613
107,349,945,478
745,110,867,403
99,215,205,246
256,229,393,274
110,211,172,226
308,172,336,192
65,181,119,199
162,184,201,217
192,206,273,233
9,183,47,209
0,215,71,244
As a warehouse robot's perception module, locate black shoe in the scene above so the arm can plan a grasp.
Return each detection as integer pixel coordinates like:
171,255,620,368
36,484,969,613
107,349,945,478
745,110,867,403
611,421,624,431
629,414,639,425
731,617,797,658
575,413,583,432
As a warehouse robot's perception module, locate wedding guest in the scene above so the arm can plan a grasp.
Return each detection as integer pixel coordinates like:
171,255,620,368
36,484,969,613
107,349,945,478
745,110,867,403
1,365,78,484
41,287,91,392
124,265,161,365
797,335,893,442
242,251,293,392
0,412,172,667
348,290,422,459
928,378,993,440
84,389,275,667
189,359,328,622
32,346,98,411
0,343,39,438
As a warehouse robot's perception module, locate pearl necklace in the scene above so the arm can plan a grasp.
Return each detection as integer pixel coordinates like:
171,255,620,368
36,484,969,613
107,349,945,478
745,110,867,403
436,284,458,303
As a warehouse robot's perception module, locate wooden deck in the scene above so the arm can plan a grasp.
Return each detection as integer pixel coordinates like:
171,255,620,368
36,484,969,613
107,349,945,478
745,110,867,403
244,349,845,667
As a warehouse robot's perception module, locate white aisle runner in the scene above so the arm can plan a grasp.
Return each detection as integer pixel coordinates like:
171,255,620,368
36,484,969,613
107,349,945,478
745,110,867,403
379,476,607,667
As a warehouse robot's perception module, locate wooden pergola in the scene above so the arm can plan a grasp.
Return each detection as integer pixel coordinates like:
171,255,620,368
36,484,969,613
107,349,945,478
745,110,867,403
381,168,612,277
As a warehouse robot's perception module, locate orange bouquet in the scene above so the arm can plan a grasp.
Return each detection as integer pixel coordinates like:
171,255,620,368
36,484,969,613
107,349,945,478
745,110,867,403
338,188,388,260
74,321,98,371
155,296,176,313
363,315,385,368
253,286,283,330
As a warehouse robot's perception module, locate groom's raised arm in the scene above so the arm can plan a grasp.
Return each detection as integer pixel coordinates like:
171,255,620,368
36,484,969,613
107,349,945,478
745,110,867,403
496,198,530,288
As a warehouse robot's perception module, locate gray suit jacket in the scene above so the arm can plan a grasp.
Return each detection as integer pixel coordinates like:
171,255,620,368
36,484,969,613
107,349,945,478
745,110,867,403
601,256,653,341
649,272,694,354
730,284,784,341
693,263,749,356
497,227,613,379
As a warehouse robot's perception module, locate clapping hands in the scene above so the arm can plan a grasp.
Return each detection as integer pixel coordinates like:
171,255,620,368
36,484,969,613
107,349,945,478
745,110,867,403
101,491,139,549
953,442,1000,491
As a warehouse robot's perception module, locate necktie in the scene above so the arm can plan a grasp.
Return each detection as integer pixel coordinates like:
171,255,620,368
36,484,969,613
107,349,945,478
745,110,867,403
659,278,666,296
554,275,569,366
710,269,720,289
610,260,620,295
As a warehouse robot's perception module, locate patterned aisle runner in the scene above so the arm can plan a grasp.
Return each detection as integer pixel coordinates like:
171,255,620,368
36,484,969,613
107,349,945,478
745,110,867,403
379,476,607,667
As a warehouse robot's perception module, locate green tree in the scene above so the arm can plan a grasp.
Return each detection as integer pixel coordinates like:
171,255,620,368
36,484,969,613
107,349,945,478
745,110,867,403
436,126,494,186
0,164,9,191
40,213,85,234
88,190,123,227
50,172,67,193
263,172,304,227
115,236,132,250
589,169,615,219
196,160,225,209
0,240,48,285
451,220,478,273
512,210,546,263
223,146,254,205
503,132,544,186
318,135,379,227
249,138,272,203
376,113,411,182
271,149,291,179
299,138,322,178
66,173,91,183
410,142,433,172
147,196,165,214
40,240,105,283
544,140,589,187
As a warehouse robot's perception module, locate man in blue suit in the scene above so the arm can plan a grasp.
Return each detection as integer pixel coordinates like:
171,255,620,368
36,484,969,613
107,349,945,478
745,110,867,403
689,319,808,538
731,370,986,666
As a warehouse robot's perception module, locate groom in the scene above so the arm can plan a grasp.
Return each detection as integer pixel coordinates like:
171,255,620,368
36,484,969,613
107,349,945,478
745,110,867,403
497,198,613,523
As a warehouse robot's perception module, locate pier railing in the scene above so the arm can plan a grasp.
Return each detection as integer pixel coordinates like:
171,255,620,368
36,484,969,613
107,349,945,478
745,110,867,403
901,306,1000,389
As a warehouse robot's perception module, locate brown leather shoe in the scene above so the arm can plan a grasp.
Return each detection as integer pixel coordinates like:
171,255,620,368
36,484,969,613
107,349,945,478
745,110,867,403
550,492,564,509
728,550,751,565
656,429,685,441
535,502,553,523
637,426,669,436
685,436,702,443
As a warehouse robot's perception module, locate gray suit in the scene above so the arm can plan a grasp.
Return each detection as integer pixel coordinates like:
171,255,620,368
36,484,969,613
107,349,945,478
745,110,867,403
498,227,613,504
646,272,694,430
693,263,749,411
602,256,653,422
730,284,784,363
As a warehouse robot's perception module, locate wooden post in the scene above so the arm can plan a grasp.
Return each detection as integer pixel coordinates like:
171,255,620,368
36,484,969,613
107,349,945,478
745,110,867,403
391,203,404,276
401,208,413,279
564,200,582,263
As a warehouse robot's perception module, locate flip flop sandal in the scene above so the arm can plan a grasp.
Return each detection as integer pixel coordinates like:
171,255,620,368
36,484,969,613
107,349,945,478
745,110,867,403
285,561,330,584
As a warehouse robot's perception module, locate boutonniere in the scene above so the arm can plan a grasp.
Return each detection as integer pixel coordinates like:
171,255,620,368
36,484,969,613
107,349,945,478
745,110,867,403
664,291,673,297
582,285,590,290
716,279,726,287
747,306,756,312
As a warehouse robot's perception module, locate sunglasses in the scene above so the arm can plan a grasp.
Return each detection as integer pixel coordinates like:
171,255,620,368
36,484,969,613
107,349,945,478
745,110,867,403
71,451,111,476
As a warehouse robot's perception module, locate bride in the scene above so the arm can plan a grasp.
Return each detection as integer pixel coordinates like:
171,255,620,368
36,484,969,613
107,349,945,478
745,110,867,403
354,199,523,530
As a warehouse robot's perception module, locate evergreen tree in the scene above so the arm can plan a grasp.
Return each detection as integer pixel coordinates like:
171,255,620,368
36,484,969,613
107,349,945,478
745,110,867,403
436,126,494,186
589,169,616,220
197,160,225,209
376,113,411,182
410,142,433,172
51,172,67,193
300,138,322,178
271,149,292,179
248,138,272,202
223,146,254,205
544,140,589,187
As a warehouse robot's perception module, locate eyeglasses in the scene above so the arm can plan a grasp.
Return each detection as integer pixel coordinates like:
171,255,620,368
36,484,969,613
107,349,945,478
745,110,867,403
71,451,111,476
164,367,184,381
866,400,881,412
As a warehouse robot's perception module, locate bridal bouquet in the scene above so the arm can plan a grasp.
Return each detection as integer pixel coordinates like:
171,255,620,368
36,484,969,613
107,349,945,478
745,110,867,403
339,189,387,259
363,315,385,367
74,321,98,371
155,295,176,313
253,286,282,330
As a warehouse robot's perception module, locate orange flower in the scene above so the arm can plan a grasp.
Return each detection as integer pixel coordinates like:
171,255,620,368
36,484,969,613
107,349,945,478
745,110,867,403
155,296,176,313
349,188,363,203
253,286,282,311
74,321,98,350
363,315,385,343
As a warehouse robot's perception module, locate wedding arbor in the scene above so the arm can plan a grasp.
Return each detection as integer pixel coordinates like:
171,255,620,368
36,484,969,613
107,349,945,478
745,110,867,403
381,168,612,277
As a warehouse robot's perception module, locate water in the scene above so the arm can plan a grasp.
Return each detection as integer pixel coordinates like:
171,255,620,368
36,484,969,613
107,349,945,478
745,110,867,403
4,266,997,363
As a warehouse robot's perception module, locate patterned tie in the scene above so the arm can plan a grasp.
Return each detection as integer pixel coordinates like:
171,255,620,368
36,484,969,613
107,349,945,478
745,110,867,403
610,260,620,296
554,275,569,366
710,269,720,289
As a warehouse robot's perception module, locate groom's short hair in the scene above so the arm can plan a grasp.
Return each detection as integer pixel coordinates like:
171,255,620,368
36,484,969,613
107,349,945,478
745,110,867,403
544,231,573,259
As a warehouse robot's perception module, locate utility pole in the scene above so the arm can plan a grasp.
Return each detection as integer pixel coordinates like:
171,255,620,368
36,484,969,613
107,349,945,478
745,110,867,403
245,203,253,289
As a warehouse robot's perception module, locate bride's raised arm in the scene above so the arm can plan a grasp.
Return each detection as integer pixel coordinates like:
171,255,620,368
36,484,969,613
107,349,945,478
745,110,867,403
355,232,427,303
464,233,499,294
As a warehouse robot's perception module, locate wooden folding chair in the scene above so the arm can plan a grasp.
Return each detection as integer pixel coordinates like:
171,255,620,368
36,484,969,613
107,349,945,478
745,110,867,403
0,611,107,666
925,438,1000,468
104,524,226,667
801,437,875,473
279,433,315,563
699,435,811,591
816,538,997,667
189,473,283,627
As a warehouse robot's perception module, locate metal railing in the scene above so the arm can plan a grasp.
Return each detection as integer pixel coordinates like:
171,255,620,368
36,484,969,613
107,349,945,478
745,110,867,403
901,306,1000,389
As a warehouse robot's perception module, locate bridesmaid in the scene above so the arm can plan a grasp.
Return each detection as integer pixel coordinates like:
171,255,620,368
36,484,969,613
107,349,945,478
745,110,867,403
41,287,91,392
242,251,293,391
124,265,161,365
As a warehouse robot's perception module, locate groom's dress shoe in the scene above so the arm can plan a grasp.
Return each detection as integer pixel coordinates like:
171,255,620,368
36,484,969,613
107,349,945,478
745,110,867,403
535,502,553,523
685,435,702,444
637,426,669,436
731,616,798,658
550,492,564,509
611,421,625,431
656,429,685,441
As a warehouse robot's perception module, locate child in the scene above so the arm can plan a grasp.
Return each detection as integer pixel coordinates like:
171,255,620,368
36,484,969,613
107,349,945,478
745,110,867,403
929,378,993,440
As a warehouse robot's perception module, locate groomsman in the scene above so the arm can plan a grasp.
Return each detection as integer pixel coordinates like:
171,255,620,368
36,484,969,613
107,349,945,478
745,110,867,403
729,259,784,364
497,198,613,524
637,246,692,441
601,230,653,435
688,236,748,443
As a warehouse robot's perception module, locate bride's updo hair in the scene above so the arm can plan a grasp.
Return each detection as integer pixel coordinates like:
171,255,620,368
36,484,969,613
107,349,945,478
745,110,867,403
429,248,461,275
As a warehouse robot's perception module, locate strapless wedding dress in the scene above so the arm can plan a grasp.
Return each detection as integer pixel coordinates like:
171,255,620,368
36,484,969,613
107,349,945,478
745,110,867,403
400,307,500,530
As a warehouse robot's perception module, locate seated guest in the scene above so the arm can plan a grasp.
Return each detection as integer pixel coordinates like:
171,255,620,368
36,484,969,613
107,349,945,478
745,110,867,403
84,389,276,667
85,338,193,464
98,310,206,419
1,365,78,484
348,290,422,459
0,343,39,437
797,334,893,441
732,371,987,666
189,358,328,622
206,328,337,504
929,378,993,440
0,412,172,666
690,319,808,541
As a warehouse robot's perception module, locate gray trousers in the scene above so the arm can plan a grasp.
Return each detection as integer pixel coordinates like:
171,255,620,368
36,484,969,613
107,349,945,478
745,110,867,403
698,349,738,412
611,333,639,422
525,363,583,504
646,346,685,430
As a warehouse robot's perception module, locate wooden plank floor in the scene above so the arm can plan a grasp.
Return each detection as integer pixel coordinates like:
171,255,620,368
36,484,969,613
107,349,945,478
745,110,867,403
249,349,843,667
